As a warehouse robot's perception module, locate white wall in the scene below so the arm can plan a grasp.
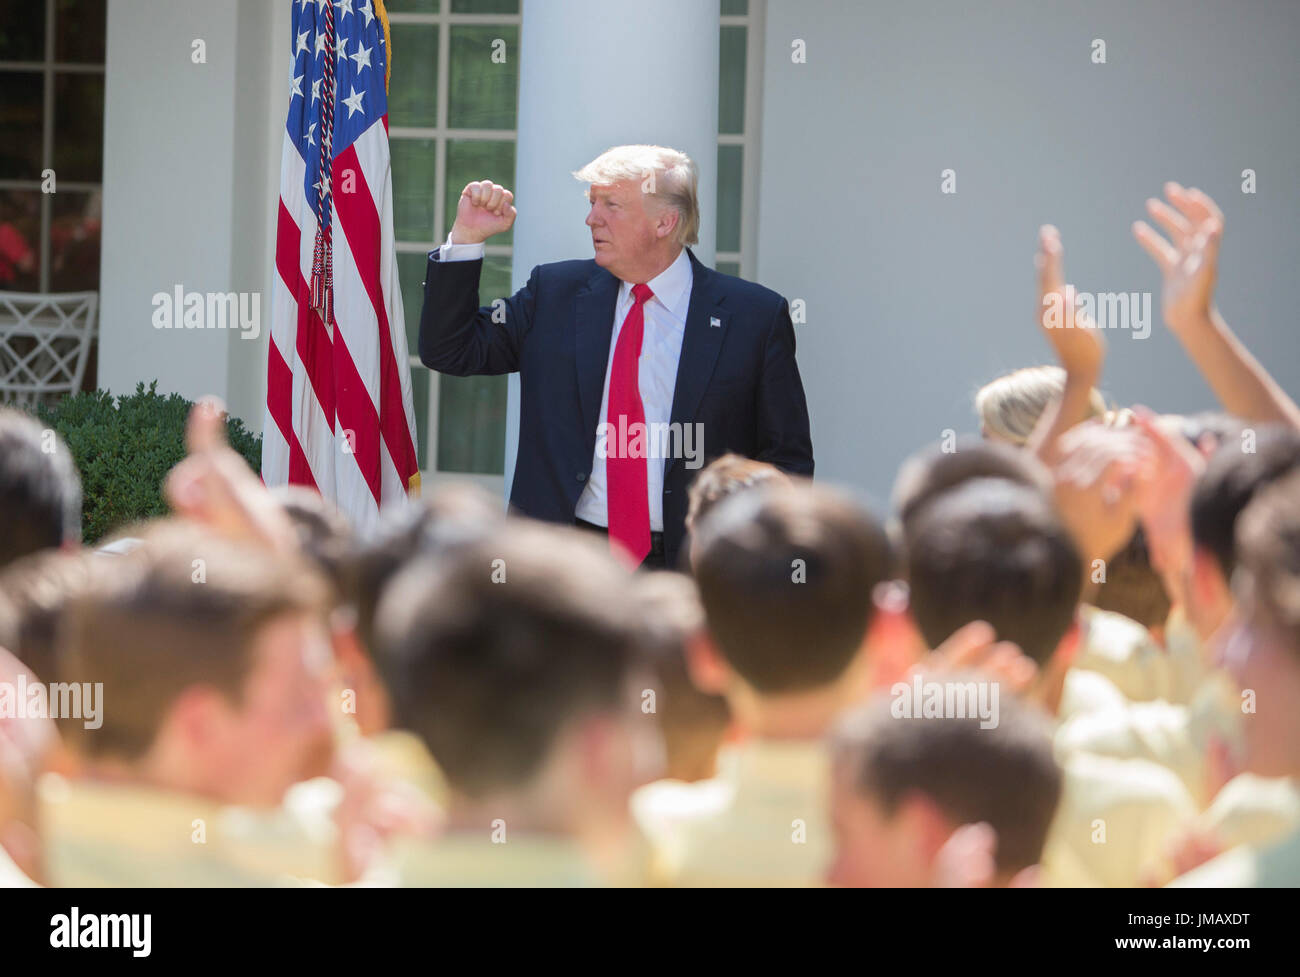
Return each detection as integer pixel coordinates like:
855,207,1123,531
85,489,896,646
99,0,286,428
757,0,1300,506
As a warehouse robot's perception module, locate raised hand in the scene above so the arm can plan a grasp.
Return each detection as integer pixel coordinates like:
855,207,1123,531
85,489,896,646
1051,420,1154,566
449,180,516,245
1132,182,1222,335
164,397,298,553
1037,224,1106,383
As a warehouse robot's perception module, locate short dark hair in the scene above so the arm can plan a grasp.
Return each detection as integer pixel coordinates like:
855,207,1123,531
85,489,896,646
892,437,1052,542
0,409,82,568
691,482,893,694
344,485,503,654
1092,527,1172,632
60,524,329,759
633,571,730,773
686,453,791,533
1191,425,1300,578
374,522,643,799
0,548,106,683
270,485,355,596
1236,468,1300,658
905,478,1082,664
832,691,1062,876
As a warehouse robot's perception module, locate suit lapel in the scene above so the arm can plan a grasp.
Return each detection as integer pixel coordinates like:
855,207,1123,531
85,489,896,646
667,249,728,479
574,266,620,448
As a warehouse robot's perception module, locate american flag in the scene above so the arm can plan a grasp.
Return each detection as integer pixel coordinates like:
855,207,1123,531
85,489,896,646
262,0,420,532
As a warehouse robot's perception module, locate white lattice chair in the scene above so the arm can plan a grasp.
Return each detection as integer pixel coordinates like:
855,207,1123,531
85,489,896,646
0,291,99,408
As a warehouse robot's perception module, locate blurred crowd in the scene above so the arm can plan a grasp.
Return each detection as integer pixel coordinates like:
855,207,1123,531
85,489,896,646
0,183,1297,887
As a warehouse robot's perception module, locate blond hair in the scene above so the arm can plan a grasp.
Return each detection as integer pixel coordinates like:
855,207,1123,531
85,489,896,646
573,144,700,247
975,366,1110,446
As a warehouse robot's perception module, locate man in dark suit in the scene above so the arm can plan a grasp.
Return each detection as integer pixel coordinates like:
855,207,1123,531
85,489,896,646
418,144,813,569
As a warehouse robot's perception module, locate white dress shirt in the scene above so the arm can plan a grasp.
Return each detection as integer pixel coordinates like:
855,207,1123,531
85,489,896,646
434,237,691,532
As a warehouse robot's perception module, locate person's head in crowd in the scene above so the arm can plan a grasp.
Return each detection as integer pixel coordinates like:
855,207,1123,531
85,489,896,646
270,485,354,597
339,485,503,735
375,522,661,858
0,643,56,884
685,453,792,546
827,692,1061,887
1165,411,1246,458
975,365,1108,446
1091,527,1172,643
1217,470,1300,782
0,548,105,686
891,437,1052,551
689,482,898,737
632,571,730,783
58,524,335,807
1188,425,1300,641
0,409,82,570
904,478,1083,708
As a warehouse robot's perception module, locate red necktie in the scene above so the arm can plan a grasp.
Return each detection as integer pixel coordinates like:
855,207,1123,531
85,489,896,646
606,283,654,566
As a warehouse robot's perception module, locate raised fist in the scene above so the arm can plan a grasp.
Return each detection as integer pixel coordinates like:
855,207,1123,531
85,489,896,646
449,180,516,245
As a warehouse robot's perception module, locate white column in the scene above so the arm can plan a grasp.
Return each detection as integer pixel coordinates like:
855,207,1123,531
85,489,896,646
98,0,285,429
503,0,721,496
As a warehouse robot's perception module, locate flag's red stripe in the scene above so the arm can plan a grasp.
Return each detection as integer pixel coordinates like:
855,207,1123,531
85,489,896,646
332,144,419,483
329,319,384,504
267,337,319,491
276,198,381,504
276,201,336,426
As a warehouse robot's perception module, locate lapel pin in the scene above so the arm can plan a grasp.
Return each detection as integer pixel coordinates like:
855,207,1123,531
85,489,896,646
710,316,721,328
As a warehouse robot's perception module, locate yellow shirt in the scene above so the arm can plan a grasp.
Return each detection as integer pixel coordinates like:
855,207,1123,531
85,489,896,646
631,739,830,887
1055,671,1242,808
364,729,449,809
1170,820,1300,888
38,774,342,887
1041,751,1196,887
1074,605,1175,704
386,832,602,887
1200,774,1300,851
1058,667,1130,721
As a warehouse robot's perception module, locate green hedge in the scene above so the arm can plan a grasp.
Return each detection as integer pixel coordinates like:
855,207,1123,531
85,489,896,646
30,382,262,545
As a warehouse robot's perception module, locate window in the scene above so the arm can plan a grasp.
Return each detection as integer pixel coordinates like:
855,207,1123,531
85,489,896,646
716,0,763,279
0,0,106,305
388,0,520,486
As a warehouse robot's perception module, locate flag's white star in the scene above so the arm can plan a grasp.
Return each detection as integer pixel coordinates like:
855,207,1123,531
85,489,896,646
311,77,322,103
307,122,317,145
349,42,372,72
359,0,375,28
314,0,330,11
290,71,305,99
295,29,310,56
335,0,354,18
314,32,327,58
342,84,365,117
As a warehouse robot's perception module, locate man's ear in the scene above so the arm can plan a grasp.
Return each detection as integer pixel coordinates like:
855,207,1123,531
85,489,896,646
863,582,926,688
895,792,956,867
685,631,731,695
1191,547,1228,608
654,204,679,241
160,686,229,754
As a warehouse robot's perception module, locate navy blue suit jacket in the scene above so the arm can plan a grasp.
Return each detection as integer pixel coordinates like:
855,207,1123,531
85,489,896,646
417,247,814,567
